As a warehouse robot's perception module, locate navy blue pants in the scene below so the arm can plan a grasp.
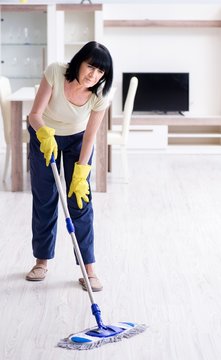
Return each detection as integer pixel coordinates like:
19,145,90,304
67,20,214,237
28,126,95,265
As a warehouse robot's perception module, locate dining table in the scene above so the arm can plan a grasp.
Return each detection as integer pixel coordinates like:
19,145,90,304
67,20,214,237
8,86,110,192
8,87,35,192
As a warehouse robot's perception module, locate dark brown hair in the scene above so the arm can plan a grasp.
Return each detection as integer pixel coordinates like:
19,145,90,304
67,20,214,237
65,41,113,96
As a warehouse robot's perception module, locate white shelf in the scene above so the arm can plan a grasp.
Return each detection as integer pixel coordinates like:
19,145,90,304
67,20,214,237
64,41,88,46
168,133,221,138
125,145,221,155
2,43,46,46
104,19,221,28
165,145,221,154
5,76,41,79
113,115,221,126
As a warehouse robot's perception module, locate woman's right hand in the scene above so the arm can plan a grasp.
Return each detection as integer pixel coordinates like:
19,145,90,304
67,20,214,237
36,126,58,166
68,162,91,209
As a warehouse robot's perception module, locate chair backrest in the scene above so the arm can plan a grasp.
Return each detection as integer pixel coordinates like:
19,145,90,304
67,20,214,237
35,84,40,94
0,76,12,145
122,76,138,143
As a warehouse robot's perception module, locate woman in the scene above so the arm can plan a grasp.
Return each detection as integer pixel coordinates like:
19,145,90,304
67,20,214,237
26,41,113,292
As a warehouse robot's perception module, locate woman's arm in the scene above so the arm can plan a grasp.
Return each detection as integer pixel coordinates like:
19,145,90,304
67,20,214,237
78,109,106,165
29,76,52,131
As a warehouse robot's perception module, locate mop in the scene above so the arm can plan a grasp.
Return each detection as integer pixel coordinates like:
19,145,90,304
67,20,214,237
50,156,147,350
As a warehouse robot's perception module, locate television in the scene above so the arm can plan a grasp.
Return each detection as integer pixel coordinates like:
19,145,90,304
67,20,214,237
122,72,189,113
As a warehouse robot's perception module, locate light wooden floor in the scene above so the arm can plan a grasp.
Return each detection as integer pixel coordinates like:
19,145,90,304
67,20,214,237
1,152,221,359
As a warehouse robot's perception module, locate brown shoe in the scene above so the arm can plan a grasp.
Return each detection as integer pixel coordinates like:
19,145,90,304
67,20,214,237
26,265,48,281
78,275,103,292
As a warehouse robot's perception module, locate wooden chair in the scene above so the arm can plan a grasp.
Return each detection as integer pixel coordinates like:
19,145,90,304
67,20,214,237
107,76,138,182
0,76,30,182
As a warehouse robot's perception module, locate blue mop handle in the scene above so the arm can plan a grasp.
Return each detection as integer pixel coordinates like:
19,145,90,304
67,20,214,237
50,155,106,328
91,304,106,329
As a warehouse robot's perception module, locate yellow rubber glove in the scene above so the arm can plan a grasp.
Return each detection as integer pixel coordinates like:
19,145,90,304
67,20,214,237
68,163,91,209
36,126,58,166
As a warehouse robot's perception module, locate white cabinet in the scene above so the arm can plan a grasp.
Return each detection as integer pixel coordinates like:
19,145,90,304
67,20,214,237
128,125,168,150
55,4,103,63
0,5,48,91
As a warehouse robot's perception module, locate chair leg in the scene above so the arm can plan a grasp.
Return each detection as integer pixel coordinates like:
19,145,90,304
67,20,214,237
121,145,129,183
108,144,112,172
26,142,30,172
2,144,10,182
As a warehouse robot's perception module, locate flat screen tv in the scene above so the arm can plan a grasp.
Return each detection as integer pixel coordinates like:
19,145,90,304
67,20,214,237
122,72,189,113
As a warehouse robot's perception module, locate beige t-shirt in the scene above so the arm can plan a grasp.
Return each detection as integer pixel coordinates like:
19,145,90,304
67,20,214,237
42,62,109,136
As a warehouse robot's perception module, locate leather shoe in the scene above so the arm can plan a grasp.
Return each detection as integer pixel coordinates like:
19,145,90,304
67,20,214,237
26,265,48,281
78,275,103,292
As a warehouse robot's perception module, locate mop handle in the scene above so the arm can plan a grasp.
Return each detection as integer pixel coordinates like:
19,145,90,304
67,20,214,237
50,155,96,305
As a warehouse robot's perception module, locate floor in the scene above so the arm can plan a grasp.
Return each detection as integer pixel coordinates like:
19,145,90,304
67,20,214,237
1,151,221,359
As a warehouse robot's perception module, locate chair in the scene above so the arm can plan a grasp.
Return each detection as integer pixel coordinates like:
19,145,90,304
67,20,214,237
107,76,138,182
0,76,30,182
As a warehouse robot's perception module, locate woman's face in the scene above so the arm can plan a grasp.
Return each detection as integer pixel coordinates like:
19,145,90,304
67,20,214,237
78,61,105,88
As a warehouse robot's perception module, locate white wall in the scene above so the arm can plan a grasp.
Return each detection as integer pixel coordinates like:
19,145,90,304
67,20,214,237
103,4,221,116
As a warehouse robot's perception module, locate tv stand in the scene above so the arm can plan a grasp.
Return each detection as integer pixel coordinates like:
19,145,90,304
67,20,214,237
112,114,221,152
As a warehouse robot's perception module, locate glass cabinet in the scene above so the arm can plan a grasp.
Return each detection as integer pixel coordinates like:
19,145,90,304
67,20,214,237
56,4,103,63
0,4,103,90
0,5,47,91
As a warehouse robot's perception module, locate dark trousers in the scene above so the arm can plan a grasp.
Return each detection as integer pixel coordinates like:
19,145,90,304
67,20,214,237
28,126,95,265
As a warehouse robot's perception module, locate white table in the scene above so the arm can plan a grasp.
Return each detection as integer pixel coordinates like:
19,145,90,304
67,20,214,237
8,87,35,192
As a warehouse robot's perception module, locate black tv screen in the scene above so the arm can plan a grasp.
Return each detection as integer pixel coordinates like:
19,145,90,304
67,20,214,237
123,72,189,113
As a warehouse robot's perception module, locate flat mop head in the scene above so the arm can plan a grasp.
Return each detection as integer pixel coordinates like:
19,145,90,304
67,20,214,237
57,322,147,350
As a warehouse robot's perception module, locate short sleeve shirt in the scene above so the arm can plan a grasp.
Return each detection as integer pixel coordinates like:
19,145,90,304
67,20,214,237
42,62,109,135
